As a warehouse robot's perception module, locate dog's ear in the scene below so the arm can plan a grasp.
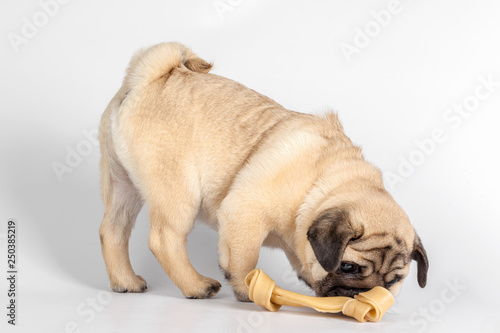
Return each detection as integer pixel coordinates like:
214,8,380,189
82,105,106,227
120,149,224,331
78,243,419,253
307,208,356,272
411,234,429,288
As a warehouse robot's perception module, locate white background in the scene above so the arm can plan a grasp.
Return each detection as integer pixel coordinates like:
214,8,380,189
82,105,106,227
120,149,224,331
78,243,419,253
1,0,500,332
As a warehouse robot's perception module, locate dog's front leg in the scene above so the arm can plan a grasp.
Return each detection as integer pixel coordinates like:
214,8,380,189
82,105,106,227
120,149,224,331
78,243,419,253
217,207,268,302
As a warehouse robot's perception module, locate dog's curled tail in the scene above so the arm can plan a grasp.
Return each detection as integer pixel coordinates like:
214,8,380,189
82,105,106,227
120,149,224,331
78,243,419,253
124,42,212,90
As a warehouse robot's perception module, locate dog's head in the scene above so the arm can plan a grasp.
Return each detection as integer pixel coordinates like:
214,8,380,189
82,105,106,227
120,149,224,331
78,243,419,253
301,193,428,297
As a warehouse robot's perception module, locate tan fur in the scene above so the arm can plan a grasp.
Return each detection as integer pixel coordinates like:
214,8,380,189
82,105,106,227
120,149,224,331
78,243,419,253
98,42,427,300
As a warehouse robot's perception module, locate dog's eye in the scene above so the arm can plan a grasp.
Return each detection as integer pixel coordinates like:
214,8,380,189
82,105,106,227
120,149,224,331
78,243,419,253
386,276,401,288
338,262,360,274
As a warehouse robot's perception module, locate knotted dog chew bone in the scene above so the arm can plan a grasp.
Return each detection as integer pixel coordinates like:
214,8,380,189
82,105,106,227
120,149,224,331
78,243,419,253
245,269,394,322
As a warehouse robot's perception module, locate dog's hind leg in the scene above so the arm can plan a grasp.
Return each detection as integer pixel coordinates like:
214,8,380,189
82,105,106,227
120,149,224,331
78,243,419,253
98,100,146,293
99,155,146,292
146,169,222,299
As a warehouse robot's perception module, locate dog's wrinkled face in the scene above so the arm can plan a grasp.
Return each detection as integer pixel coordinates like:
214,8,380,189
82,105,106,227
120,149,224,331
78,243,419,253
304,198,428,298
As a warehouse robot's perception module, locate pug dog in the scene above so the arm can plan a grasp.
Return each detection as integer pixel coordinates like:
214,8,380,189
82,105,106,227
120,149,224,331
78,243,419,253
98,42,428,301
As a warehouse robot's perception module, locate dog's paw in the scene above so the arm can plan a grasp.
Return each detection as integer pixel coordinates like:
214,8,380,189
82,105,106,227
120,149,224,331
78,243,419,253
111,274,147,293
184,277,221,299
234,289,252,302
